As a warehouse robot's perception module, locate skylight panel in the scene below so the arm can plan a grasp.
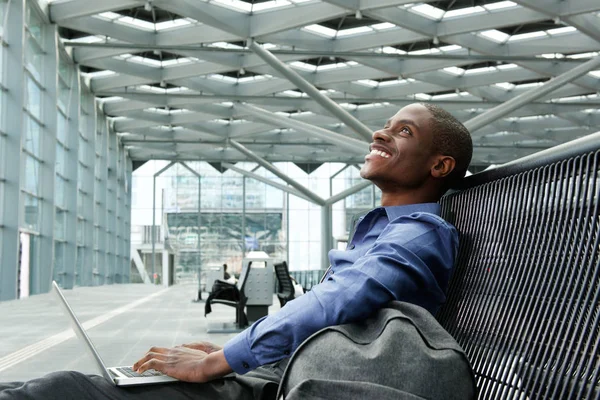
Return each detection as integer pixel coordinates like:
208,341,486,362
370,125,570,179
155,19,193,31
372,22,396,30
114,16,155,30
508,30,547,41
443,6,485,19
289,61,317,72
212,0,251,13
539,53,565,59
83,70,116,78
480,29,509,43
495,82,514,90
98,12,121,21
162,57,196,67
443,67,465,76
589,70,600,78
252,0,292,12
279,90,303,97
409,48,440,55
497,63,518,70
316,61,353,71
567,51,599,59
410,4,444,20
355,79,379,87
379,46,407,55
209,41,246,49
378,79,409,87
302,24,336,38
66,35,105,43
439,45,462,52
336,26,373,37
547,26,577,35
484,1,517,10
414,93,431,100
464,66,496,75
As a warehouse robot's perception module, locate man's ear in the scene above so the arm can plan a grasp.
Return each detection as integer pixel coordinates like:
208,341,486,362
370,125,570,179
430,155,456,179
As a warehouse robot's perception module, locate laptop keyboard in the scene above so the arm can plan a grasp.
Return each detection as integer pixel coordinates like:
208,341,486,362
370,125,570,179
116,366,166,378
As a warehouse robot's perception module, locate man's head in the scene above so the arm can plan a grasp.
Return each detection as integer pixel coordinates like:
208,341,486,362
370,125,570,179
360,103,472,205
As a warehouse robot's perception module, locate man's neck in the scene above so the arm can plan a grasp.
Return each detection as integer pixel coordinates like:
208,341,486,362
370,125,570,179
379,191,440,207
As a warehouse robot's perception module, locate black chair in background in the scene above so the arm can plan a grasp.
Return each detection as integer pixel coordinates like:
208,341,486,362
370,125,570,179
205,261,252,333
274,261,295,307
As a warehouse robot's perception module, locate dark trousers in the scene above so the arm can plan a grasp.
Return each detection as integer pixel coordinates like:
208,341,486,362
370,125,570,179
0,360,286,400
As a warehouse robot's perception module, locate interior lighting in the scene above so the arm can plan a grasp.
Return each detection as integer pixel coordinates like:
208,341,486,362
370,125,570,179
159,80,167,88
239,67,246,75
144,1,152,12
432,36,439,45
355,10,362,19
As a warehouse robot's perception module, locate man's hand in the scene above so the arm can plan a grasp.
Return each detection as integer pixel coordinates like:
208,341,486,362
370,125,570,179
178,342,222,354
132,346,233,383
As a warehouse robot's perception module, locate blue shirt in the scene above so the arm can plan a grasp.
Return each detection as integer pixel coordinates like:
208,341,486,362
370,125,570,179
223,202,458,374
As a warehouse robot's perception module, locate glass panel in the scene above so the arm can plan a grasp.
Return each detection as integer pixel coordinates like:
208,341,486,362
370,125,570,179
53,242,64,284
0,0,6,30
26,4,43,43
77,219,84,244
24,116,41,156
77,190,84,215
24,155,40,195
76,246,84,285
58,58,72,84
55,175,65,208
78,136,87,164
24,32,44,80
57,110,68,145
23,193,39,230
55,142,66,177
57,78,70,112
54,208,66,240
25,75,42,118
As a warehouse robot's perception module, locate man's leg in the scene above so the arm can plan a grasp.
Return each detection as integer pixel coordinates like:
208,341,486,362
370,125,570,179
0,361,286,400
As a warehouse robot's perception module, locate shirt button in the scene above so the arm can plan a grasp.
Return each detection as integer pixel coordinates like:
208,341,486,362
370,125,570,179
348,244,355,250
242,362,249,369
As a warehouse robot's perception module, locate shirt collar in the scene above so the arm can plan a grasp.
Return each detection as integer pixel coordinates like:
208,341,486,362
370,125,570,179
382,202,441,221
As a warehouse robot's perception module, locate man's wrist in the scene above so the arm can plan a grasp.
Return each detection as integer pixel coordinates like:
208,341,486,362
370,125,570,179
204,350,234,380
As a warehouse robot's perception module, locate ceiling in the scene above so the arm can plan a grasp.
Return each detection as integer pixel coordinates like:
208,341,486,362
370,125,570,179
43,0,600,171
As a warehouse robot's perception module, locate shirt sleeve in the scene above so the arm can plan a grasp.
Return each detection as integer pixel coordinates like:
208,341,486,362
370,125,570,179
223,212,458,374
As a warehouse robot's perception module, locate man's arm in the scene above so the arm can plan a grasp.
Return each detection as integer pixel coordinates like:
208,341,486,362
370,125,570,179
224,213,457,374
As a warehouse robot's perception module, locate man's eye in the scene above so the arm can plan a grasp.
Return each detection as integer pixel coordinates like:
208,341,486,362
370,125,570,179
401,127,411,135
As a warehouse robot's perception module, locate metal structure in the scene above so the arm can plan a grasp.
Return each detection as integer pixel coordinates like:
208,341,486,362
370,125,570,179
43,0,600,167
1,0,600,299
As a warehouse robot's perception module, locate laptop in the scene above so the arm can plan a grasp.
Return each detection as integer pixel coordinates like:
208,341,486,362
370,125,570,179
51,281,178,386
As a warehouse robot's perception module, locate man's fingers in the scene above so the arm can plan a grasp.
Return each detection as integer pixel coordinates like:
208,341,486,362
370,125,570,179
133,349,169,371
136,358,167,374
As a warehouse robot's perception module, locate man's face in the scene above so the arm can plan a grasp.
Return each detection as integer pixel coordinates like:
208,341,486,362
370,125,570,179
360,104,436,190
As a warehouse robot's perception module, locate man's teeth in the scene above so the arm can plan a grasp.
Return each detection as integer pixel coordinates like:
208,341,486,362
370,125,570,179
369,149,390,158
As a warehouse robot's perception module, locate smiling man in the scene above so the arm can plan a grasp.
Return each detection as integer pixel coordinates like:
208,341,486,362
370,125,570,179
0,103,472,400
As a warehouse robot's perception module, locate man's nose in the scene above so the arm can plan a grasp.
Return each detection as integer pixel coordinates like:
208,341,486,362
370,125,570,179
372,129,391,142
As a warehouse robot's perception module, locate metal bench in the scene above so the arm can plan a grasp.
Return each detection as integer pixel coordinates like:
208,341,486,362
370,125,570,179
437,131,600,399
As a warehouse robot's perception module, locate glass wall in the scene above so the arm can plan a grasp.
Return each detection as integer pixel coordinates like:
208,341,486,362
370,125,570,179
0,0,132,301
131,161,380,280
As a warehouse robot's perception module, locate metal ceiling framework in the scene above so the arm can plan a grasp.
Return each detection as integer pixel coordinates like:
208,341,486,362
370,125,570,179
39,0,600,169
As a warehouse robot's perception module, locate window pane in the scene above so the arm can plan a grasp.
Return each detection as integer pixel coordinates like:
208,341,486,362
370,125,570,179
24,116,41,156
24,155,40,195
23,193,39,230
26,5,43,43
77,219,84,244
55,175,65,208
53,241,64,284
57,111,68,145
55,142,67,176
24,32,44,80
57,78,70,112
25,75,42,118
54,208,66,240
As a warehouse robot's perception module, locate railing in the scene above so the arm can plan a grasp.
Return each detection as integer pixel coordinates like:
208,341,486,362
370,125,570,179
289,269,327,292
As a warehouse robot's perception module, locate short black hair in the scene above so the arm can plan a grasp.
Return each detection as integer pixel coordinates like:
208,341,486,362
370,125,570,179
420,103,473,185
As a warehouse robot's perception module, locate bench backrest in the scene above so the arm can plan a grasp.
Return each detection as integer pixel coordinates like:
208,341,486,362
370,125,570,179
437,145,599,399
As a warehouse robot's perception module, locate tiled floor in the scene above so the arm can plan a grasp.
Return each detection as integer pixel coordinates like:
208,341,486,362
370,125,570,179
0,283,280,382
